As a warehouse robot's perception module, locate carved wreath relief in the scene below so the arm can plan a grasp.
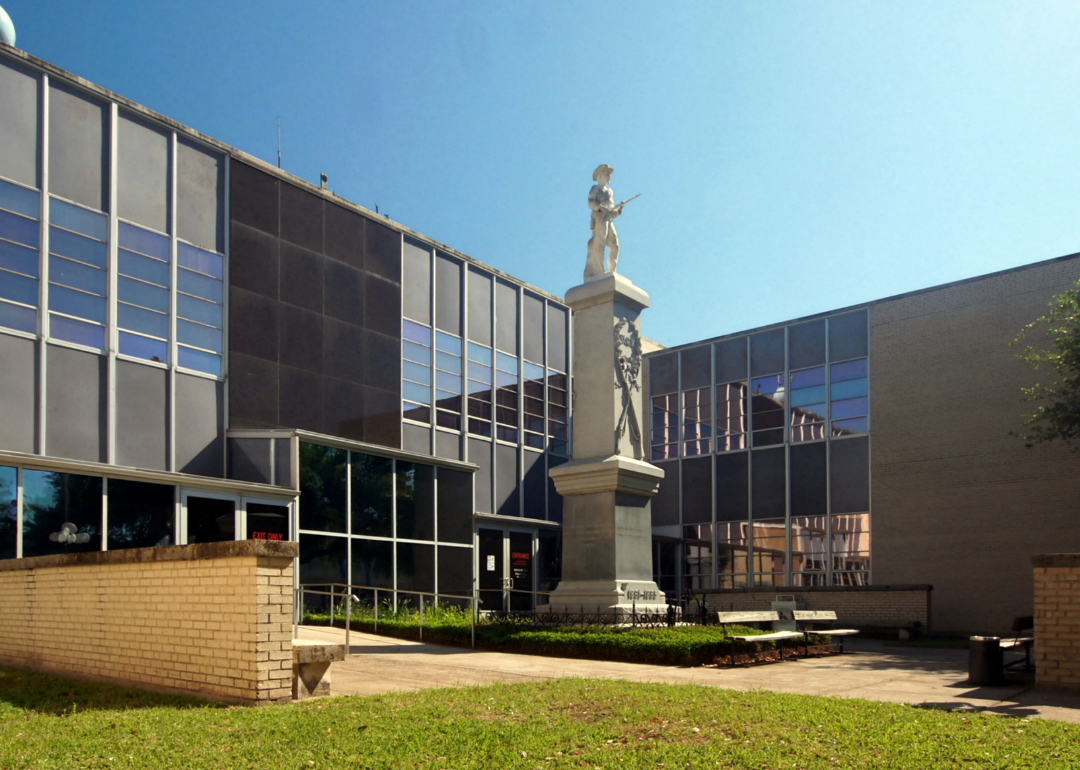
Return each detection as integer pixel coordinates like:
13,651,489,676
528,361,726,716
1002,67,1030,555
614,317,643,459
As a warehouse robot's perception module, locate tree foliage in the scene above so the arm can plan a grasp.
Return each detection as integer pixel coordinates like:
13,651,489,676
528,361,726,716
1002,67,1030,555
1012,279,1080,450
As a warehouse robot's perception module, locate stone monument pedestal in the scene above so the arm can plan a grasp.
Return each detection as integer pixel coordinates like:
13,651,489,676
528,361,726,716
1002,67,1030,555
539,273,668,618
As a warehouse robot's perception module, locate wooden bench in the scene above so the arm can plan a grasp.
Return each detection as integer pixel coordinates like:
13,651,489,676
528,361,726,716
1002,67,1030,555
793,610,860,654
1000,616,1034,672
716,611,805,665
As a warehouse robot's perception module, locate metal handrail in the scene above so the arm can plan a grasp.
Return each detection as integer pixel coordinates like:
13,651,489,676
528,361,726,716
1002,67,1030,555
295,583,479,650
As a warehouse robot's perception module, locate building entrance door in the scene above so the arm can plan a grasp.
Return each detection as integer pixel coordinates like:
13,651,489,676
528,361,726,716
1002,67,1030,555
477,527,534,613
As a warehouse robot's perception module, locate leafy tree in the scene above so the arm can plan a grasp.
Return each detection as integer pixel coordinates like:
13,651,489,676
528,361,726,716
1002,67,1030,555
1012,279,1080,450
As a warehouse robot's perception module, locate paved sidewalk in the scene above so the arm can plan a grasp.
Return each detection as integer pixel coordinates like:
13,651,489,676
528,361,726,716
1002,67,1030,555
296,625,1080,723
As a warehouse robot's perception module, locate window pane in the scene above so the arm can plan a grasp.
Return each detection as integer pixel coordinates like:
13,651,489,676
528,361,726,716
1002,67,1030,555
0,239,38,277
403,340,430,364
790,441,827,518
496,352,518,374
177,242,223,279
49,255,106,296
436,370,460,392
118,302,168,339
351,452,393,538
50,227,107,269
50,314,104,349
715,452,748,520
750,328,785,376
468,342,492,365
107,479,174,550
178,319,222,353
177,293,221,328
752,519,787,576
119,331,167,363
0,301,36,333
649,352,678,395
832,417,867,435
790,385,826,407
298,534,347,588
789,319,826,370
791,516,828,576
436,351,462,375
351,537,393,589
831,358,868,382
0,465,15,560
403,381,432,405
119,276,169,313
396,461,435,541
435,331,462,355
403,319,432,346
118,222,168,260
50,198,107,240
49,285,106,323
178,346,221,376
831,378,868,401
22,470,102,557
0,270,38,306
0,209,40,249
0,179,39,219
177,268,222,303
119,249,169,286
790,367,826,388
751,448,785,519
830,436,869,513
299,443,347,533
751,374,784,396
831,396,868,420
403,360,432,386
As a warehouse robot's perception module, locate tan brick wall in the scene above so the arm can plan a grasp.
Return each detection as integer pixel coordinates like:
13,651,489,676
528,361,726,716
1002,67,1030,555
703,586,930,628
871,255,1080,635
0,540,297,705
1032,554,1080,692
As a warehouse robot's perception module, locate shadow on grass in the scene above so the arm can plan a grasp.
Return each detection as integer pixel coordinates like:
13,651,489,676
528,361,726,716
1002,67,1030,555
0,666,225,715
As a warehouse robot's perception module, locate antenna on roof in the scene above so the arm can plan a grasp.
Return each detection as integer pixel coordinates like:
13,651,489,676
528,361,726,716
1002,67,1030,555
277,117,282,169
320,173,328,190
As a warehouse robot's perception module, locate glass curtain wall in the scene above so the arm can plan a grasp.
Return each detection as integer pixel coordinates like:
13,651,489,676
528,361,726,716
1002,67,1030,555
400,238,569,522
648,309,871,593
0,56,225,377
0,464,181,558
296,442,474,607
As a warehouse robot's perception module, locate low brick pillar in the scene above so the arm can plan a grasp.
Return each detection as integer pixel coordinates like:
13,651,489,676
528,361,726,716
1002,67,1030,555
1032,554,1080,692
292,640,346,700
0,540,298,705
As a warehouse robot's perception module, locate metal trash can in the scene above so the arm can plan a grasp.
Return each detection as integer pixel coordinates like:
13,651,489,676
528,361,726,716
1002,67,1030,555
968,636,1005,686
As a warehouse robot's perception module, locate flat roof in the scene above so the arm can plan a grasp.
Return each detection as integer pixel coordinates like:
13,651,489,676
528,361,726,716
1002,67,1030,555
0,44,567,307
647,249,1080,357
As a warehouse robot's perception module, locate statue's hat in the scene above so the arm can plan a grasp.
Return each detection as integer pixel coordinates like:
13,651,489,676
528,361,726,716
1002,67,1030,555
592,164,614,181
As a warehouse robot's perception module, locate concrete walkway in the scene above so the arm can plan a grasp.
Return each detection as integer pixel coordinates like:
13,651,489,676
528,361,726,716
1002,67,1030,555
296,625,1080,723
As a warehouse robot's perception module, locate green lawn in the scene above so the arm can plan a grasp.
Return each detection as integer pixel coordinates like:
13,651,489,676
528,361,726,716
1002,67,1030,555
1,667,1076,769
304,606,804,666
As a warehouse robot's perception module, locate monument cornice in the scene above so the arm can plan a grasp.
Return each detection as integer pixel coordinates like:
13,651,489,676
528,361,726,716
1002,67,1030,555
565,273,651,313
549,454,664,497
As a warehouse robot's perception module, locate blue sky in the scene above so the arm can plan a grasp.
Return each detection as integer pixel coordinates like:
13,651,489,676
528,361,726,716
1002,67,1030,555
7,1,1080,346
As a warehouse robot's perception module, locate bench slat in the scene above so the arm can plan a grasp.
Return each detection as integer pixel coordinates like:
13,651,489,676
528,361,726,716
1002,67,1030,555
793,610,837,621
717,611,779,623
727,631,803,642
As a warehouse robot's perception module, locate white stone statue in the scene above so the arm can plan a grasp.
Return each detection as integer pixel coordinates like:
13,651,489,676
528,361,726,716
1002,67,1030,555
585,164,638,281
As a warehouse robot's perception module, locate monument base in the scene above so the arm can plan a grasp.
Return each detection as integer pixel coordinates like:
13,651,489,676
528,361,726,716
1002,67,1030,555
537,579,669,620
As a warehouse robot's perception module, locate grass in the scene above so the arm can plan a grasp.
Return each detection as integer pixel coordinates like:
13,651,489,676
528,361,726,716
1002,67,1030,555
303,604,797,666
1,666,1077,769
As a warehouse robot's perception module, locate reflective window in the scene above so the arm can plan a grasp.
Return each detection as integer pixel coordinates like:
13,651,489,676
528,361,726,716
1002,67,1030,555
523,361,545,449
683,524,713,590
176,240,224,376
791,516,828,586
467,342,493,437
48,198,107,350
751,519,787,586
650,393,678,461
350,452,392,538
715,381,748,451
547,370,568,457
0,179,40,335
186,495,235,543
107,479,174,550
22,470,102,557
435,331,463,431
716,520,750,588
402,319,433,424
0,465,16,560
396,461,434,541
299,443,347,533
494,350,519,443
682,386,711,456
